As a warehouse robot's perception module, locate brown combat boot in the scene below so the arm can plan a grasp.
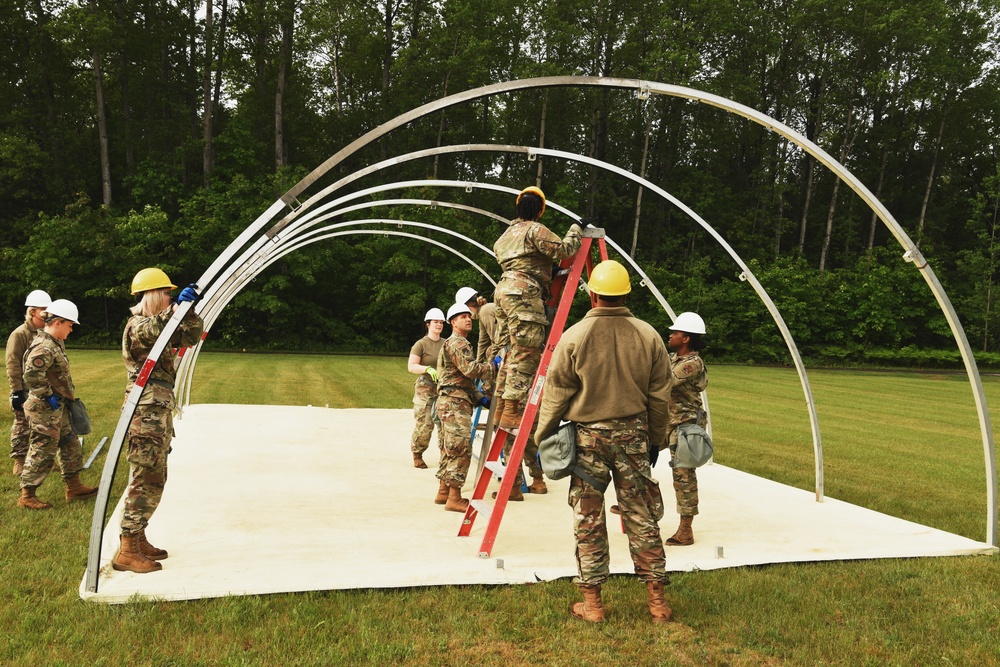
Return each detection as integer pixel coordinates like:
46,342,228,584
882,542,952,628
413,453,428,469
12,456,25,477
498,400,523,432
434,479,449,505
137,529,168,560
17,486,51,510
113,534,162,573
646,580,673,623
64,473,98,502
444,484,469,513
570,584,606,622
528,476,548,494
666,515,694,546
492,484,524,502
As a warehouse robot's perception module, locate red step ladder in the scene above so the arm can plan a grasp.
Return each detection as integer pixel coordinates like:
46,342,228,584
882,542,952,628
458,226,608,557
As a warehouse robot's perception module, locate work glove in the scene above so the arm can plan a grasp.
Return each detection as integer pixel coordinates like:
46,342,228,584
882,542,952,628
492,355,502,372
648,445,660,468
45,394,61,410
176,283,200,304
426,366,439,382
477,396,491,409
10,390,27,412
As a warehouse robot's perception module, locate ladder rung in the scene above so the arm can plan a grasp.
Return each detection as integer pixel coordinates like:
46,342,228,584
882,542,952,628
484,461,507,478
470,499,492,520
475,424,487,431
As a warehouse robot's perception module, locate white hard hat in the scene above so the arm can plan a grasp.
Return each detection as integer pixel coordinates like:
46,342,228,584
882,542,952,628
446,302,471,322
424,307,445,322
669,312,705,335
46,299,80,324
25,290,52,308
455,287,478,305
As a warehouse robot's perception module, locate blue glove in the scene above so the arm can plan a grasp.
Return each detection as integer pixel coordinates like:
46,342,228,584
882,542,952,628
177,284,200,304
477,396,491,409
492,355,502,372
649,445,660,468
45,394,61,410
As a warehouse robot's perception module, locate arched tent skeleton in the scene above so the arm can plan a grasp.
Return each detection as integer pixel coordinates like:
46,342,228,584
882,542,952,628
85,75,998,594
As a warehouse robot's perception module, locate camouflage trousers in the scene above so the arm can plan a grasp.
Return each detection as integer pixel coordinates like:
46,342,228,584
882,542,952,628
121,403,172,536
570,417,668,586
410,379,441,455
10,407,30,459
20,397,83,488
669,430,700,516
435,394,472,487
494,279,547,403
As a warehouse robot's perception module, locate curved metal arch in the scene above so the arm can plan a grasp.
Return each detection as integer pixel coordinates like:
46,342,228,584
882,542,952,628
176,220,499,410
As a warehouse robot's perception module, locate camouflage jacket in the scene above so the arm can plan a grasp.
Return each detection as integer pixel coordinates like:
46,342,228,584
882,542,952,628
123,306,204,407
476,302,500,364
436,333,494,404
6,315,39,393
668,352,708,428
22,331,75,401
493,219,582,289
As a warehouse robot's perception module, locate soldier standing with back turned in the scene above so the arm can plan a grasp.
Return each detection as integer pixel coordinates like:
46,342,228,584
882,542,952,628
536,260,673,624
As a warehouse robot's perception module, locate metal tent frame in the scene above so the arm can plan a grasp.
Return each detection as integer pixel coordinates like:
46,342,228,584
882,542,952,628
85,75,997,594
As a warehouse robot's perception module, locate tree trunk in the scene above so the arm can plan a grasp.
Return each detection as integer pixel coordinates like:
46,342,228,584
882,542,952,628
917,113,946,242
212,0,229,134
115,0,133,177
630,118,651,258
274,0,294,169
797,157,815,257
535,91,548,186
90,0,111,206
866,146,889,250
201,0,214,185
819,108,857,272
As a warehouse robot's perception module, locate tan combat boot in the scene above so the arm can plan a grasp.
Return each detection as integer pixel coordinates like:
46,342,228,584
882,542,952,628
528,476,548,494
137,529,168,560
444,484,469,513
434,479,449,505
17,486,51,510
12,456,25,477
570,584,606,623
112,534,162,573
646,580,673,623
413,453,428,469
492,484,524,502
64,473,98,502
665,515,694,546
498,400,523,432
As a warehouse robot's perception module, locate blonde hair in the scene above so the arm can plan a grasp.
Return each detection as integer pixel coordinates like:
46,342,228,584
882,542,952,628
25,306,44,320
130,290,169,317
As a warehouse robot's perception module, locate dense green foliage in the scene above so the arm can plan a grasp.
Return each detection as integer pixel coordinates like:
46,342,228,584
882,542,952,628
1,0,999,363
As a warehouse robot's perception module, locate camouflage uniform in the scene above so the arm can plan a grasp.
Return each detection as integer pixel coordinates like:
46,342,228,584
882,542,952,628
536,306,672,586
120,306,204,536
493,219,581,402
409,335,444,456
572,416,666,585
667,352,708,517
6,315,39,463
435,334,494,487
20,332,82,487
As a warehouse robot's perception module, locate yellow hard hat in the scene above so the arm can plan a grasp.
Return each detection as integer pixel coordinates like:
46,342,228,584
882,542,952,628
517,186,546,217
130,268,177,295
587,260,631,296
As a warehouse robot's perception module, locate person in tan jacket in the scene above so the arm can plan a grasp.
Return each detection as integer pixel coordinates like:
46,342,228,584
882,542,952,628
536,260,673,624
6,290,51,477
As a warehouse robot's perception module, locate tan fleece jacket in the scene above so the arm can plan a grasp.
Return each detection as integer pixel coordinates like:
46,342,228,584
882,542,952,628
535,306,672,448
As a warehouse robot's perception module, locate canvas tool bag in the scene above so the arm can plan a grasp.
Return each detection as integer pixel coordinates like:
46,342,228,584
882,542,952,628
538,421,607,492
68,398,92,436
672,422,713,469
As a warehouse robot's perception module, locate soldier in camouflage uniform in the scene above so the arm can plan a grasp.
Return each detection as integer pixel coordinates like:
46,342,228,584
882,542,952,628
536,260,674,624
493,186,581,432
17,299,98,510
665,312,709,547
435,303,495,512
408,308,445,469
113,268,203,574
6,290,50,477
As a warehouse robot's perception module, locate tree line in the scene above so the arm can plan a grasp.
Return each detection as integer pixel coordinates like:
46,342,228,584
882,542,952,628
1,0,998,366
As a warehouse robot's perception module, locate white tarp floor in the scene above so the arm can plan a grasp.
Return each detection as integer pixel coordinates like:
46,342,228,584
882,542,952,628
80,404,996,603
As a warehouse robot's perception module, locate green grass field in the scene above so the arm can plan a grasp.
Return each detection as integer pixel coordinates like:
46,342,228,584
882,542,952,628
2,352,999,665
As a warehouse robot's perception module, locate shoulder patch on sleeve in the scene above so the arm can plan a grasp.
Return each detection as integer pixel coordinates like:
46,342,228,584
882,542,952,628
32,357,45,368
